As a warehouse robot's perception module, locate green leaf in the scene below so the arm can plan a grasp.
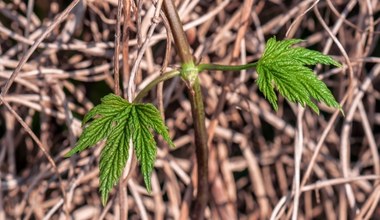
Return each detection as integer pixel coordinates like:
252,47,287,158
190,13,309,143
65,93,174,205
65,94,129,157
256,37,342,114
131,103,174,192
98,105,132,204
82,94,129,125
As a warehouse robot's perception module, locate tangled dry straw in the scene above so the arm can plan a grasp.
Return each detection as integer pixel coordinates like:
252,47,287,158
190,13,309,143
0,0,380,219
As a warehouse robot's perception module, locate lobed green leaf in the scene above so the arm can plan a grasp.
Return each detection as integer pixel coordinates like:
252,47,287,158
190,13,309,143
65,93,174,205
256,37,342,114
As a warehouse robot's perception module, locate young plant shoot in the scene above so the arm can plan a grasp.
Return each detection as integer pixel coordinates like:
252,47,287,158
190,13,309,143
65,35,341,205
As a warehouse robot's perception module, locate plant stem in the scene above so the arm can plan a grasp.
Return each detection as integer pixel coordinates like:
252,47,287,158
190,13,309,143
162,0,193,65
188,77,208,219
133,70,180,103
197,62,258,72
163,0,208,218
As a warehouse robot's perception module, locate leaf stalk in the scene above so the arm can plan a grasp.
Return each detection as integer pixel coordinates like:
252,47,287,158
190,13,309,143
197,62,258,72
133,70,180,103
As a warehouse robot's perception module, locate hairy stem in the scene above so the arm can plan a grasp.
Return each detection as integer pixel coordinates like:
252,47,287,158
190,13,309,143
162,0,193,64
163,0,208,218
188,77,208,219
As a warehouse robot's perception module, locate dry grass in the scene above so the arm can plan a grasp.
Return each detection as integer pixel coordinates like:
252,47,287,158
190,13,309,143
1,0,380,219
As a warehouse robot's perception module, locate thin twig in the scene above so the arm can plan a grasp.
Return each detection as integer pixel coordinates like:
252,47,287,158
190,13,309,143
291,107,305,220
113,0,123,96
0,96,68,216
0,0,81,104
128,0,164,100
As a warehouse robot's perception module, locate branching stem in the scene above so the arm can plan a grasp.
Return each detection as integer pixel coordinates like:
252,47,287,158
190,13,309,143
163,0,208,219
